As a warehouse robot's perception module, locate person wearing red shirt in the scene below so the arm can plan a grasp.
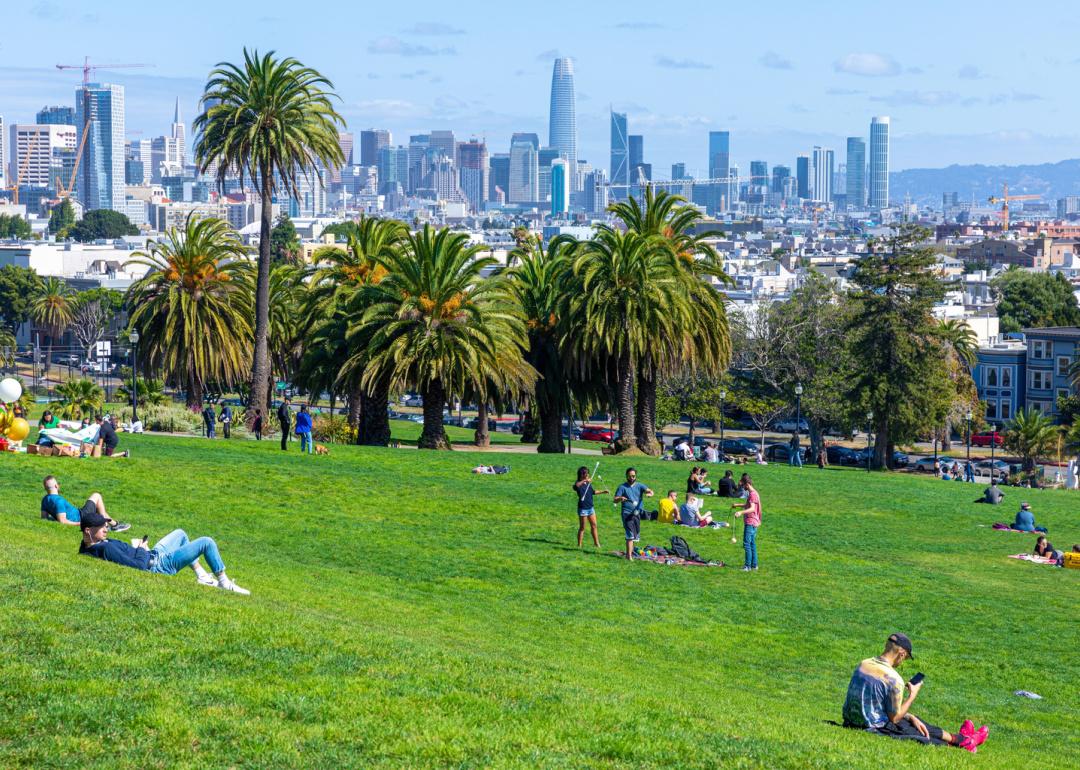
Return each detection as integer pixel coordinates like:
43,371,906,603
732,473,762,571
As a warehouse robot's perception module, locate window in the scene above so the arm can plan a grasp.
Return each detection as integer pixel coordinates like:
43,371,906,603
1031,340,1050,359
986,401,998,419
1031,370,1051,390
1058,356,1072,376
1030,400,1051,414
1000,401,1011,420
1001,368,1012,388
985,367,998,387
1058,389,1070,403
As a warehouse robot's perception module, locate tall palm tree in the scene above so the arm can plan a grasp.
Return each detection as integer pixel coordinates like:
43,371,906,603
355,225,530,449
50,378,104,420
1004,407,1060,476
30,277,76,375
194,48,345,421
124,217,253,407
936,319,977,371
266,263,306,390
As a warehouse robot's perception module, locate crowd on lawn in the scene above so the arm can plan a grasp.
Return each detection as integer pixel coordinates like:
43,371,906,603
199,397,314,452
36,411,131,457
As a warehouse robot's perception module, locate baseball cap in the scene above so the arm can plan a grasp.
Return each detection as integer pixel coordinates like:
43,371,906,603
888,632,915,659
79,509,108,530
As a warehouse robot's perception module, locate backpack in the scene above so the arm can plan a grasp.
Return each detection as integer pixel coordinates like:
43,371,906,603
669,535,701,562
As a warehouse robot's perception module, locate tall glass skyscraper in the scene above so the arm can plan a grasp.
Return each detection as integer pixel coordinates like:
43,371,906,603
509,132,539,203
845,137,866,208
37,105,75,125
869,116,890,209
812,147,834,203
75,82,125,212
795,155,810,199
609,110,628,198
548,58,577,189
550,158,569,216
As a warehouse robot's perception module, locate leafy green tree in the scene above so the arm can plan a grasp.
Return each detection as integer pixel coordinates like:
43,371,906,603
356,225,530,449
992,269,1080,333
0,213,33,239
68,209,139,242
655,371,721,443
30,277,77,373
732,386,788,453
195,48,345,425
115,376,168,407
1004,408,1060,476
124,217,253,407
48,199,76,236
934,318,980,450
270,214,301,265
1056,393,1080,426
50,378,104,420
0,264,42,334
846,224,953,469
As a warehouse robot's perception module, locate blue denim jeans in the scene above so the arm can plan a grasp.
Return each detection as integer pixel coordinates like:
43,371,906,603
299,431,312,453
789,451,802,467
150,529,225,575
743,524,758,568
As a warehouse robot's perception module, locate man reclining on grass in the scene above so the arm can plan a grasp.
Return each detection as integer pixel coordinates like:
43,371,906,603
78,510,250,595
842,633,988,752
40,475,130,532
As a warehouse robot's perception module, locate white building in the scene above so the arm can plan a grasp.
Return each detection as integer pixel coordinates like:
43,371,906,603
7,123,78,188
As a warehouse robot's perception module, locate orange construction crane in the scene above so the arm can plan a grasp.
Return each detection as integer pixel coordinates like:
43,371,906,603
56,57,149,84
59,120,92,200
988,183,1040,231
4,131,40,205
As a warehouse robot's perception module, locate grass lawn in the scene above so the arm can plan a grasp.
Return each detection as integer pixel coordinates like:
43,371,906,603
0,436,1076,769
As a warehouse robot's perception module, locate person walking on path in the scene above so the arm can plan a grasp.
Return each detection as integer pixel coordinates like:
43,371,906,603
789,433,803,467
732,473,762,571
294,404,313,454
277,398,292,451
573,465,608,549
252,409,263,441
220,404,233,439
964,460,975,483
613,467,653,561
202,403,216,439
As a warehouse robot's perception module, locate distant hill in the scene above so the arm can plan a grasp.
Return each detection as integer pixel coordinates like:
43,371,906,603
889,159,1080,207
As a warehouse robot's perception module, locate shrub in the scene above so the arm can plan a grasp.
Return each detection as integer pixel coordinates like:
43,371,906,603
116,404,203,434
312,413,355,444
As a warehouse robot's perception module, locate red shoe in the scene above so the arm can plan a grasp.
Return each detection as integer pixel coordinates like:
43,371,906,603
959,737,978,754
959,720,975,740
973,725,989,747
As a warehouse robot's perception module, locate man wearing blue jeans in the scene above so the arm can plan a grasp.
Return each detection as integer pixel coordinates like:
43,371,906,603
78,510,250,594
789,433,803,467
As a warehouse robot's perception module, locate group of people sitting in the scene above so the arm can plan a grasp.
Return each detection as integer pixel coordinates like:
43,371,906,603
37,474,250,595
36,410,129,457
672,439,768,466
937,459,976,482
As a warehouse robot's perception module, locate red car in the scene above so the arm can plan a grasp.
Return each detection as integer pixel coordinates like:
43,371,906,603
971,431,1004,448
579,426,616,443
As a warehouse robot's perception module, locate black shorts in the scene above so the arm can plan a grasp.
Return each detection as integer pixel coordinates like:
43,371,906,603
80,499,98,520
621,511,641,542
870,717,949,746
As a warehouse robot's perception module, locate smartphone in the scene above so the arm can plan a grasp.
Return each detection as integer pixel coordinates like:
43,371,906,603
910,672,925,686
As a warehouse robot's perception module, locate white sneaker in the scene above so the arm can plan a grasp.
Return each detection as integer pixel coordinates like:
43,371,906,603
217,576,250,596
196,573,219,587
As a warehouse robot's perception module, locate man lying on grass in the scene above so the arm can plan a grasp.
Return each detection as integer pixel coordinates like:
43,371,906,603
78,510,250,595
842,633,988,753
40,475,130,532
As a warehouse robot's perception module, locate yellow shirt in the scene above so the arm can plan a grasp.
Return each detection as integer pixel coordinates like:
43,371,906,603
658,497,678,524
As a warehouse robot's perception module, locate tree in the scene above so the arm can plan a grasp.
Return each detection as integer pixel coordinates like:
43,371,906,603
69,298,108,363
50,378,104,420
0,213,33,239
115,376,168,407
733,387,788,453
934,319,979,450
0,264,42,335
992,269,1080,333
357,225,531,449
1004,408,1060,477
30,277,77,374
655,371,721,444
124,217,253,407
270,214,301,265
195,48,345,428
846,224,952,469
68,209,139,242
49,199,76,236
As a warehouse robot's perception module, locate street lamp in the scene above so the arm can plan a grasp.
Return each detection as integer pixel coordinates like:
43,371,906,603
129,330,139,424
966,409,973,463
794,382,803,466
719,389,727,455
866,410,874,473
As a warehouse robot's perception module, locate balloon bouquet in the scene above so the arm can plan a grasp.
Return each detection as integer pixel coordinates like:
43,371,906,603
0,378,30,451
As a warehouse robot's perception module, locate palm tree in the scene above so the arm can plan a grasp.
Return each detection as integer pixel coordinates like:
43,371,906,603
355,225,530,449
115,376,168,408
50,378,104,420
124,216,253,407
1004,408,1060,476
0,327,15,368
935,318,979,450
194,48,345,422
267,263,306,390
30,277,76,375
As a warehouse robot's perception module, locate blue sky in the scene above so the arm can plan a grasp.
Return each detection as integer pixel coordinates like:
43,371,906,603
4,0,1080,173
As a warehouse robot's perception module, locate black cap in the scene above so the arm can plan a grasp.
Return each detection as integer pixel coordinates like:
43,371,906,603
888,632,915,659
79,509,108,530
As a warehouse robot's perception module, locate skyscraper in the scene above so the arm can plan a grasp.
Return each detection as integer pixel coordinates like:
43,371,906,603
609,110,628,197
36,105,75,125
489,153,510,202
128,138,152,184
457,138,488,212
750,160,768,190
75,82,125,212
407,134,430,194
429,130,456,161
360,129,391,166
708,131,730,212
538,146,560,201
795,155,810,199
846,137,866,208
671,162,688,180
0,115,5,188
509,132,539,203
811,147,834,203
8,123,77,189
551,158,569,216
548,58,577,189
771,165,791,195
583,168,608,215
376,145,409,194
869,116,890,209
171,97,186,167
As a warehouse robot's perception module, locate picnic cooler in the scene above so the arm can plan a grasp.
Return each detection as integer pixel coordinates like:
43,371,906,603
1064,552,1080,570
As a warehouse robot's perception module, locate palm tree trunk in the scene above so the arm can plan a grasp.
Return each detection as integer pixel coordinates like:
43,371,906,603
248,173,274,427
186,365,201,409
536,391,565,454
360,385,391,446
419,378,451,449
521,398,541,443
634,358,660,456
474,402,490,447
940,418,952,451
614,351,636,453
347,383,362,444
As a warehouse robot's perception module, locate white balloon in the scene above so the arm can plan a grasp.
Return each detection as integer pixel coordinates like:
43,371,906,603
0,378,22,404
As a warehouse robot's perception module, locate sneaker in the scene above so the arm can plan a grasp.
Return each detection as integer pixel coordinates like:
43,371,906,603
108,521,132,533
959,720,975,742
973,725,989,747
217,577,250,596
741,566,752,571
958,737,977,754
197,573,219,587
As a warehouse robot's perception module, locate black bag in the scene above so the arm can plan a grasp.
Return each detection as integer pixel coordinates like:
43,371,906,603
669,535,701,562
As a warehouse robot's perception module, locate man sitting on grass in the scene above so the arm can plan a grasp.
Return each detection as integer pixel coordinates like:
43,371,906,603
678,493,715,527
40,475,130,532
842,633,987,752
975,479,1004,504
78,510,250,595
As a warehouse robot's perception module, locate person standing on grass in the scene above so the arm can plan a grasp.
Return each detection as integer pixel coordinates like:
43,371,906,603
613,467,653,561
842,633,987,752
573,466,608,549
252,409,263,441
277,398,292,451
220,403,233,439
294,404,313,454
789,432,803,467
202,403,216,439
964,459,975,483
731,473,762,571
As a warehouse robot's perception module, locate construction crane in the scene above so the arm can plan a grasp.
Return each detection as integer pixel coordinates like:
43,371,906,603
4,131,40,205
988,183,1040,231
59,120,92,200
56,57,149,84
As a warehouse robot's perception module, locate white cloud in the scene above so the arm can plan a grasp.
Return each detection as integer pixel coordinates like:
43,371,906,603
367,36,456,57
834,53,901,77
759,51,793,70
958,64,985,80
350,99,429,119
869,90,959,107
401,22,465,35
655,55,711,70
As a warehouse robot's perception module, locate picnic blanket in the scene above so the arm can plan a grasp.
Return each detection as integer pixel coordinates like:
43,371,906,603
1007,553,1056,566
992,523,1043,533
40,424,99,446
611,549,724,567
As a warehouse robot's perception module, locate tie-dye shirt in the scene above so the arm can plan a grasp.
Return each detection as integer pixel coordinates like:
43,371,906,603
842,656,904,728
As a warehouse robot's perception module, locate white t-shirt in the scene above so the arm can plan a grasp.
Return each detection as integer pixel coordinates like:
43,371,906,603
704,446,719,463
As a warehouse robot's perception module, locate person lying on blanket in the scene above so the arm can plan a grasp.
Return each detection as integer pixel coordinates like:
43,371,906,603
472,465,509,474
1012,502,1047,533
1033,536,1063,564
678,493,714,527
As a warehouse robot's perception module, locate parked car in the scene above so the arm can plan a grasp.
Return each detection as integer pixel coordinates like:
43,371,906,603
773,418,809,434
672,435,711,449
971,431,1004,448
891,451,910,468
826,445,859,466
53,353,80,366
975,458,1010,478
580,425,615,443
562,424,583,440
913,456,958,473
444,415,466,427
763,443,808,462
721,437,758,456
403,395,423,407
